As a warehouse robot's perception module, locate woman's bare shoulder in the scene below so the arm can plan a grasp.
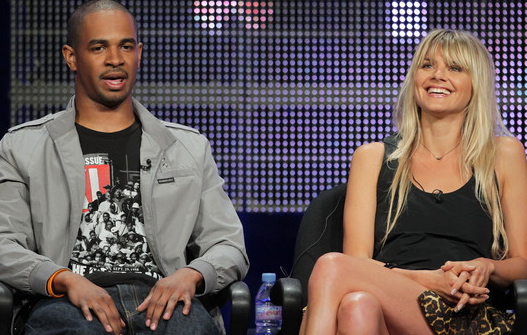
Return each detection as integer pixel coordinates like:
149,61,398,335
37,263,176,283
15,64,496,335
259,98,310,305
353,141,385,157
495,136,526,160
495,136,527,184
351,141,385,169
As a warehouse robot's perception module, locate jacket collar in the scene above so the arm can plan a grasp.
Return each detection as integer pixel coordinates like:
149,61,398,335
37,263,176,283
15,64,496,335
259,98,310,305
46,95,177,151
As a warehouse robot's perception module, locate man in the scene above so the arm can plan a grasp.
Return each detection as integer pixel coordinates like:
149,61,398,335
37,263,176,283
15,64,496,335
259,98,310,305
0,1,249,334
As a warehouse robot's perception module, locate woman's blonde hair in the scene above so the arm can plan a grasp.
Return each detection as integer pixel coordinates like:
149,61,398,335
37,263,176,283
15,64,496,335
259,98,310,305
386,29,511,259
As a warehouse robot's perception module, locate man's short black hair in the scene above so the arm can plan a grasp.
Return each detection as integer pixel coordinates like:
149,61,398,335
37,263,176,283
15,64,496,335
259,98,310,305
67,0,138,48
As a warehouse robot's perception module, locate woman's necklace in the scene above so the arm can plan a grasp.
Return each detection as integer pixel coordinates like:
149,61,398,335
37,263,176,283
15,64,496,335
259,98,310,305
420,141,460,160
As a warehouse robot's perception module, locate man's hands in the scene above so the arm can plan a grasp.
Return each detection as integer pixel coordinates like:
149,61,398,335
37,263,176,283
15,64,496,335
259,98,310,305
53,271,125,335
54,267,204,333
136,267,204,331
440,259,495,312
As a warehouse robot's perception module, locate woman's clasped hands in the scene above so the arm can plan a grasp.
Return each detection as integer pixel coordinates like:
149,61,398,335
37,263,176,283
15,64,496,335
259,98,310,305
440,259,495,312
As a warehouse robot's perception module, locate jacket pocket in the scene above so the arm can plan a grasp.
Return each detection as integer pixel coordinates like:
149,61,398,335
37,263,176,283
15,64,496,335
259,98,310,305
155,169,194,184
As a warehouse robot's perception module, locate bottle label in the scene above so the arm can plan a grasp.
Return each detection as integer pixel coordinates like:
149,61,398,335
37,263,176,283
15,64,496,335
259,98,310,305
256,305,282,321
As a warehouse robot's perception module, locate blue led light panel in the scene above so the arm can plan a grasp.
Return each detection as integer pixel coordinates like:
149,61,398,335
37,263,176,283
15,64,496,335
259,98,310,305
9,1,527,212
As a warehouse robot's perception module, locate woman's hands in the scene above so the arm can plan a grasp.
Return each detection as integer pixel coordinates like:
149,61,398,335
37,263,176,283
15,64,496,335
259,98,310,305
389,258,495,311
440,259,495,311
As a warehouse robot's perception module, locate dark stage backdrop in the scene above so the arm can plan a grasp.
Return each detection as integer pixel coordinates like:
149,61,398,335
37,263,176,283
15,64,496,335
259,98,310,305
9,1,527,212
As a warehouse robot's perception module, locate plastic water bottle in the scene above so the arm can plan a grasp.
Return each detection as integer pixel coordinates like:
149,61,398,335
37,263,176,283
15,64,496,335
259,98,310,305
255,273,282,335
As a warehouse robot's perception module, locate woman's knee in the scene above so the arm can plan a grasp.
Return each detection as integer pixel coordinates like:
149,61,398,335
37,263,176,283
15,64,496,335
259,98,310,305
337,292,384,329
307,253,341,292
311,252,346,278
338,291,382,315
309,252,362,284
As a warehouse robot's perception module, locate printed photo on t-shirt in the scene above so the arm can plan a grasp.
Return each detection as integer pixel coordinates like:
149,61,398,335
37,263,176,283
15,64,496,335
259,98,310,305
70,152,161,280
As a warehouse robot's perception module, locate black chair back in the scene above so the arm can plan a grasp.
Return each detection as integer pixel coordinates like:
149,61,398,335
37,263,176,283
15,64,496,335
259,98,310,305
290,183,347,307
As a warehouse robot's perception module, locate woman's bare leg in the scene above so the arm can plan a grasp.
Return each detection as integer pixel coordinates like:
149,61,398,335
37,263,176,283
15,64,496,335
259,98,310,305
300,252,435,335
336,292,390,335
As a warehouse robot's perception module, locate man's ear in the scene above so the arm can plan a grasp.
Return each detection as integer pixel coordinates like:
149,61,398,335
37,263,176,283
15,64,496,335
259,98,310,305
137,42,143,69
62,44,77,72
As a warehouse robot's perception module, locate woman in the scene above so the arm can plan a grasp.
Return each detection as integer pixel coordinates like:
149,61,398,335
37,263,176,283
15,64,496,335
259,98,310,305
300,29,527,335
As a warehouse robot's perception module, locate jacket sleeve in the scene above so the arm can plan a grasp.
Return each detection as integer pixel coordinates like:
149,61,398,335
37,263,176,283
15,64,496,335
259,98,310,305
185,139,249,295
0,132,65,296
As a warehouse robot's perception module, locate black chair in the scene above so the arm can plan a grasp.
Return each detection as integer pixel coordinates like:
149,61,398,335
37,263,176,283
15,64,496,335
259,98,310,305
271,183,527,335
0,279,251,335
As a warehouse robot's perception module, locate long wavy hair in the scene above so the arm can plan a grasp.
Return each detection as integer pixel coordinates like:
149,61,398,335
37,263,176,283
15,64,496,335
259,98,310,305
385,29,511,259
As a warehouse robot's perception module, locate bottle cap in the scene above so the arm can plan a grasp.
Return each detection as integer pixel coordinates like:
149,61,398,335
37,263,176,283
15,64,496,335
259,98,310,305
262,272,276,282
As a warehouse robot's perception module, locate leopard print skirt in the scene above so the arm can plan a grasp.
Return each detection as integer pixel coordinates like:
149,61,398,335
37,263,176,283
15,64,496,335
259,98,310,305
418,290,515,335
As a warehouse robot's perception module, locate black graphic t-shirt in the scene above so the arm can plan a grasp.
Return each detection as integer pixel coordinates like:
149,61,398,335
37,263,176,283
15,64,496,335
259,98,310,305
69,120,162,284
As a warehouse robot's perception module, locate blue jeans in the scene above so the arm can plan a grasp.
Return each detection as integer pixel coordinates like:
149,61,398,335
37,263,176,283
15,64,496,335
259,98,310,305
25,283,221,335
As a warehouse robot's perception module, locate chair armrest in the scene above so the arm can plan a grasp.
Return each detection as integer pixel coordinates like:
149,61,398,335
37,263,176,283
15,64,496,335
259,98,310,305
226,281,251,335
513,279,527,333
270,278,303,335
0,280,14,335
195,280,252,335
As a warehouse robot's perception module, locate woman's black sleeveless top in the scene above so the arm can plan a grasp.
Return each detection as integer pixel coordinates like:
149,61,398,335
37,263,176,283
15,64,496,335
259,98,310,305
373,135,493,270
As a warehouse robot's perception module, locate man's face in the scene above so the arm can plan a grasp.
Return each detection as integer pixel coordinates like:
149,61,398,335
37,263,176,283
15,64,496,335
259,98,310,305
62,9,143,109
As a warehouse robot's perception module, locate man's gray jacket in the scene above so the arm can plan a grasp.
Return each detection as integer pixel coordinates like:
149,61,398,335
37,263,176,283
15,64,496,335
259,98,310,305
0,97,249,298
